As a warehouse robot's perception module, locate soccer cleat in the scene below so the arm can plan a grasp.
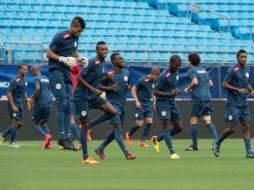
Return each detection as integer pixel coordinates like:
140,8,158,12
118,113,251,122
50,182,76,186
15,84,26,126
57,139,69,150
138,140,149,147
213,142,220,157
87,129,92,142
125,132,132,147
246,151,254,158
9,142,20,148
125,153,136,160
45,143,53,149
77,144,82,151
0,134,5,145
185,145,198,151
170,153,180,160
82,156,99,165
151,136,160,153
67,139,78,151
95,149,106,160
44,134,52,149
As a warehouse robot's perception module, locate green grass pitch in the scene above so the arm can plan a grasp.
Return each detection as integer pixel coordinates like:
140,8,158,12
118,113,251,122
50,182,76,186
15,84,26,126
0,139,253,190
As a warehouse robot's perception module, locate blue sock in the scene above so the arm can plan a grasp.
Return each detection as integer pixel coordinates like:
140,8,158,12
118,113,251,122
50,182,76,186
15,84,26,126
170,127,179,137
217,135,225,144
89,113,106,129
1,126,11,137
128,124,140,137
71,123,80,143
141,123,152,141
157,133,164,142
190,124,198,147
80,127,88,160
56,109,65,139
98,129,115,151
163,131,175,154
207,123,218,141
114,128,129,156
34,125,46,137
10,125,17,144
244,139,252,154
64,112,71,140
42,126,50,134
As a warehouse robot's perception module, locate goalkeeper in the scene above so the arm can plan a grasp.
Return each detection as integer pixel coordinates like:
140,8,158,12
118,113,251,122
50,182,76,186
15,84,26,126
47,16,87,151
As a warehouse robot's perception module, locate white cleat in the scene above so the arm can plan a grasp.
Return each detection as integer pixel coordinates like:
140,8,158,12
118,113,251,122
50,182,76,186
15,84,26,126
170,153,181,160
9,142,20,148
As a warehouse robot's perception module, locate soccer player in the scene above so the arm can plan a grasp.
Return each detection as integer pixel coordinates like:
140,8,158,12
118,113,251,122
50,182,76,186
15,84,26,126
184,53,218,151
74,41,118,165
30,65,53,149
0,64,31,148
151,55,183,160
125,67,160,147
213,49,254,158
89,53,135,160
47,16,88,151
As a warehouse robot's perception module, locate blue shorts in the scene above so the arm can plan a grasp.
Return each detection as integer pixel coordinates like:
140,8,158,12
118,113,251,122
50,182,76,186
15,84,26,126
70,99,76,116
88,95,107,109
191,100,213,118
49,69,72,112
8,104,23,121
224,106,250,125
74,99,89,121
32,107,51,123
110,103,125,125
156,101,181,121
134,105,153,120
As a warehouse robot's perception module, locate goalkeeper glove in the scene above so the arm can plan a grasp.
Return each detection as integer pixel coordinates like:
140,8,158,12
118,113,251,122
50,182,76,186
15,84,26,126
58,56,77,67
78,56,89,67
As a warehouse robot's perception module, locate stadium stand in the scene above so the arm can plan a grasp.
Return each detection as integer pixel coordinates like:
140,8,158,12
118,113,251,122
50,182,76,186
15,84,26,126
0,0,253,65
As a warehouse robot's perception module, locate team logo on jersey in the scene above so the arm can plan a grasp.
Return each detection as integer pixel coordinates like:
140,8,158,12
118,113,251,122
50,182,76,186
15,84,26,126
135,113,139,118
74,41,77,48
124,76,128,82
161,111,167,117
176,75,179,81
25,82,28,86
56,83,61,90
13,113,17,117
81,111,87,116
228,115,233,121
245,73,249,78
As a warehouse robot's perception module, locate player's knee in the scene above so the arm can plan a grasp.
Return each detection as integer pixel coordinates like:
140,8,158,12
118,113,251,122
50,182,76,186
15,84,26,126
190,116,198,125
203,115,211,125
145,118,153,124
135,120,144,127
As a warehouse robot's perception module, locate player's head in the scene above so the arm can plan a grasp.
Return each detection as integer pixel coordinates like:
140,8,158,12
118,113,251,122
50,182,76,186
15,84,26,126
188,53,200,67
149,67,160,81
236,49,247,67
96,41,108,60
31,65,41,76
70,16,85,37
18,64,28,77
111,53,124,68
169,55,181,72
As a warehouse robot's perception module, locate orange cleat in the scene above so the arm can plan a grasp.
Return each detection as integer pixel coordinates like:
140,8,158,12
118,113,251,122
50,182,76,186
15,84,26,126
44,134,52,149
138,140,149,147
87,129,92,142
45,143,53,149
126,153,136,160
125,132,132,147
82,156,99,165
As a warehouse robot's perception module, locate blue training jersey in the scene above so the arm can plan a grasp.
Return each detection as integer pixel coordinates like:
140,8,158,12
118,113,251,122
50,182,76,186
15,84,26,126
48,30,79,72
224,65,250,107
155,69,179,102
188,66,211,101
8,76,27,106
135,75,155,107
33,75,52,108
102,69,130,108
74,57,105,101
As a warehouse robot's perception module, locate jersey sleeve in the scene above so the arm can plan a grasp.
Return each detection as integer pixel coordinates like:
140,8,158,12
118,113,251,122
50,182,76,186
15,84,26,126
49,33,61,52
33,77,40,87
155,74,164,89
135,79,143,89
188,68,197,79
224,68,233,83
7,79,16,93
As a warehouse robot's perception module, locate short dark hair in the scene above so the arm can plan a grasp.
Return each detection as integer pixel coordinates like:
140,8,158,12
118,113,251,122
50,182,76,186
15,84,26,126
188,53,201,66
96,41,106,49
237,49,247,57
170,55,181,65
18,64,27,70
110,53,120,63
150,67,160,75
71,16,85,29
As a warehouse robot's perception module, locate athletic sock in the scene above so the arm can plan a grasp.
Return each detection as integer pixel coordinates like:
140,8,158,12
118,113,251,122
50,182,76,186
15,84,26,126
190,124,198,148
141,123,152,141
157,133,164,142
128,124,140,137
1,126,11,137
207,123,218,141
114,128,129,156
244,139,252,154
163,131,175,154
80,127,88,160
34,125,46,137
42,126,50,134
10,125,17,144
71,123,80,143
97,129,115,151
169,127,179,137
56,109,65,139
64,111,71,140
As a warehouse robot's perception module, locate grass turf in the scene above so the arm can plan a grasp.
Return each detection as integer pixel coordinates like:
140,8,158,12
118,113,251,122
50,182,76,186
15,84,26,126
0,139,253,190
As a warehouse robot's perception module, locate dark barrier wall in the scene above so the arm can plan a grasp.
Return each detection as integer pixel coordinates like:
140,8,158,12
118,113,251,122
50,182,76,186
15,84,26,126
1,100,254,140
